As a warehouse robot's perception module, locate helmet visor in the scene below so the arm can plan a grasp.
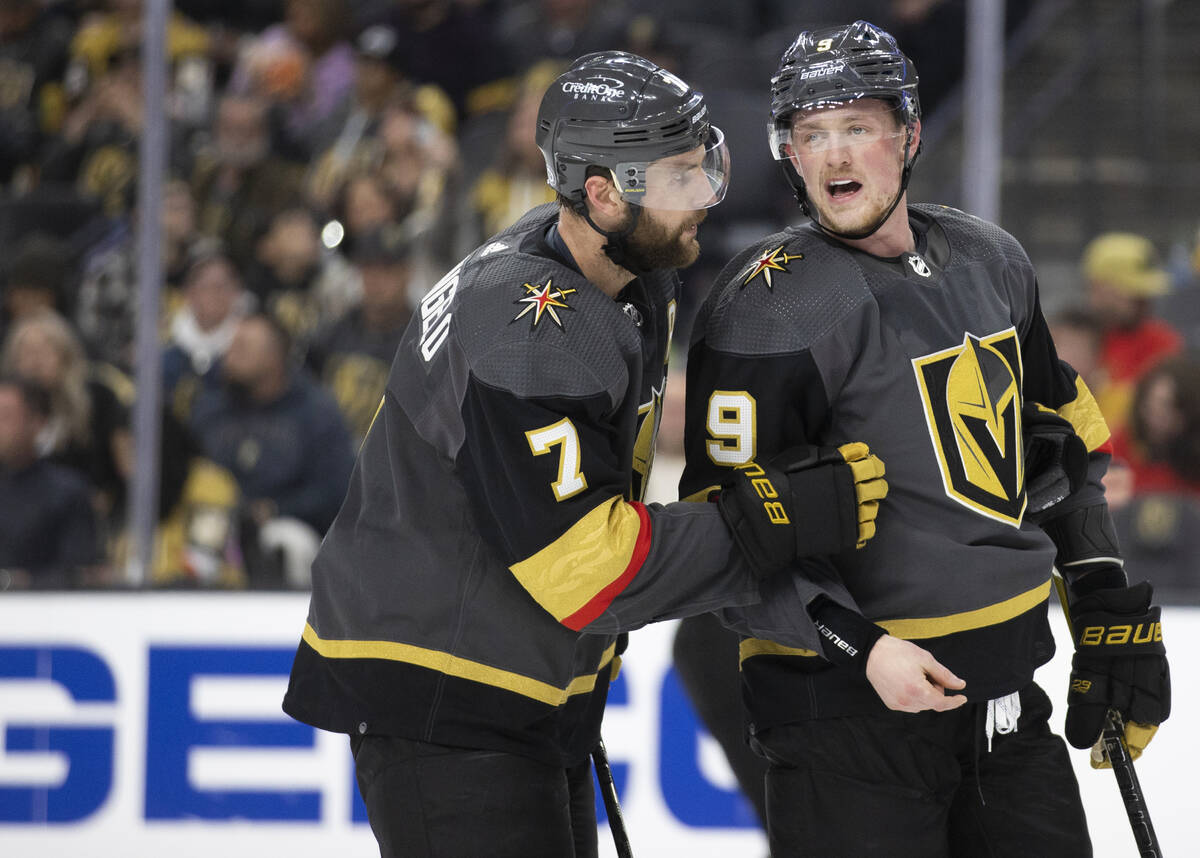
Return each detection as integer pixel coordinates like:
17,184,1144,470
615,126,730,211
769,100,905,160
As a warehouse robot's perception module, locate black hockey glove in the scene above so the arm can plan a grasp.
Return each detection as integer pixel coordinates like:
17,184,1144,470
1023,403,1088,519
717,442,887,578
1065,580,1170,767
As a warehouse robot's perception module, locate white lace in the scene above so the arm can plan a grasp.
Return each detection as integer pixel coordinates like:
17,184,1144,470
985,692,1021,752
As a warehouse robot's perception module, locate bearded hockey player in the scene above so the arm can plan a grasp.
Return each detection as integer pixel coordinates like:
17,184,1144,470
681,21,1170,857
283,51,888,858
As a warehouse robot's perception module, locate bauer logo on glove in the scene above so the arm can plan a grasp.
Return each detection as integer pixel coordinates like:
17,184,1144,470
1077,621,1163,647
1065,581,1171,766
732,461,791,524
717,442,887,577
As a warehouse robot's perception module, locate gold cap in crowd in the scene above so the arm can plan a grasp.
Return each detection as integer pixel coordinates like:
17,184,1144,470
1081,232,1170,297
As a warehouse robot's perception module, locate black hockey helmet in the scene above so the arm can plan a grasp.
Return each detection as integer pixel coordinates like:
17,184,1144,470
536,51,729,213
768,21,921,236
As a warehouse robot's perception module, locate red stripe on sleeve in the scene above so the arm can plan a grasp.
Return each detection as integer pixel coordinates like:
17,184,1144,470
561,502,652,631
1095,438,1114,456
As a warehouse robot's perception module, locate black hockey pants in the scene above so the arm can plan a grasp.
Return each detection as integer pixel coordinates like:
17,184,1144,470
350,733,598,858
753,682,1092,858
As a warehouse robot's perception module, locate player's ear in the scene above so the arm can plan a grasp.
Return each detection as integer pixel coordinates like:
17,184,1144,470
584,171,623,219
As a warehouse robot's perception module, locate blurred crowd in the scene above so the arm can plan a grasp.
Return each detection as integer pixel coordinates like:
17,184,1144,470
1049,230,1200,604
2,0,1199,600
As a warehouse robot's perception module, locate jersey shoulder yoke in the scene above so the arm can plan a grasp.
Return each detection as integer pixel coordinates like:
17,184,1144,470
699,227,872,357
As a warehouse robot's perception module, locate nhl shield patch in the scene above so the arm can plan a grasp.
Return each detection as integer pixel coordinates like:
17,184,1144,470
912,328,1027,525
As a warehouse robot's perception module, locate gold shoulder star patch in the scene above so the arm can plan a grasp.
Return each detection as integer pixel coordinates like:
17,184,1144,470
740,245,803,289
512,279,577,329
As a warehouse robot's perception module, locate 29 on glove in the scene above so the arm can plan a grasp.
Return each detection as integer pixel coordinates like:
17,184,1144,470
1065,581,1170,767
1023,402,1088,518
717,441,887,577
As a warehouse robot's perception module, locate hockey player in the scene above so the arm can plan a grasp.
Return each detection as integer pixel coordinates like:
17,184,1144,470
681,21,1171,857
282,52,888,858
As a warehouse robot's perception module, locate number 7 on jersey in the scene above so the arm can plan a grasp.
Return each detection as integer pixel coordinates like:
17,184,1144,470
527,418,589,501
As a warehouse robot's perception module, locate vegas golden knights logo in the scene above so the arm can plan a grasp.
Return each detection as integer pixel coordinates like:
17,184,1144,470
912,329,1026,526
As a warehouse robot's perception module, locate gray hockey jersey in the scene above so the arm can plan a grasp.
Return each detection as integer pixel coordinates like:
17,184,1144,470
284,204,784,764
682,204,1114,725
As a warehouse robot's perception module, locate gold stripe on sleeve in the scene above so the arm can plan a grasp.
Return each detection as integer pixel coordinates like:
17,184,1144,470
509,496,643,623
1057,376,1111,452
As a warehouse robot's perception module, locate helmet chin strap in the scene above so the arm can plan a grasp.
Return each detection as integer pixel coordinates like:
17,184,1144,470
577,202,646,275
800,130,920,243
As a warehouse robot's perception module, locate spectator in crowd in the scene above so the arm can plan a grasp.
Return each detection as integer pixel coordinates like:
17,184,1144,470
231,0,355,160
108,406,245,588
189,313,354,586
0,0,73,189
74,178,200,371
246,207,360,350
44,1,209,207
326,94,462,278
66,0,211,121
306,224,411,442
1083,231,1182,438
1110,353,1200,605
305,22,455,211
191,93,306,271
374,98,462,274
0,374,101,590
336,170,397,252
162,245,251,423
1113,354,1200,497
0,309,130,529
2,232,71,335
43,41,146,217
468,60,561,242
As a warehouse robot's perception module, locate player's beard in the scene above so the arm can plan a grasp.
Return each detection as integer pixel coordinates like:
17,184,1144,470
621,208,706,272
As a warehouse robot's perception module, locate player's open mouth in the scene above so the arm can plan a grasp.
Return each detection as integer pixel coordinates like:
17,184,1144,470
827,179,862,199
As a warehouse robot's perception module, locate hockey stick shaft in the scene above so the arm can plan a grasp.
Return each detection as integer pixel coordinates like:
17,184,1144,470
592,739,634,858
1101,710,1162,857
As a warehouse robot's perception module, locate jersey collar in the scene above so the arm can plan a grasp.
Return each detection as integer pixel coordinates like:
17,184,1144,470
803,206,950,282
